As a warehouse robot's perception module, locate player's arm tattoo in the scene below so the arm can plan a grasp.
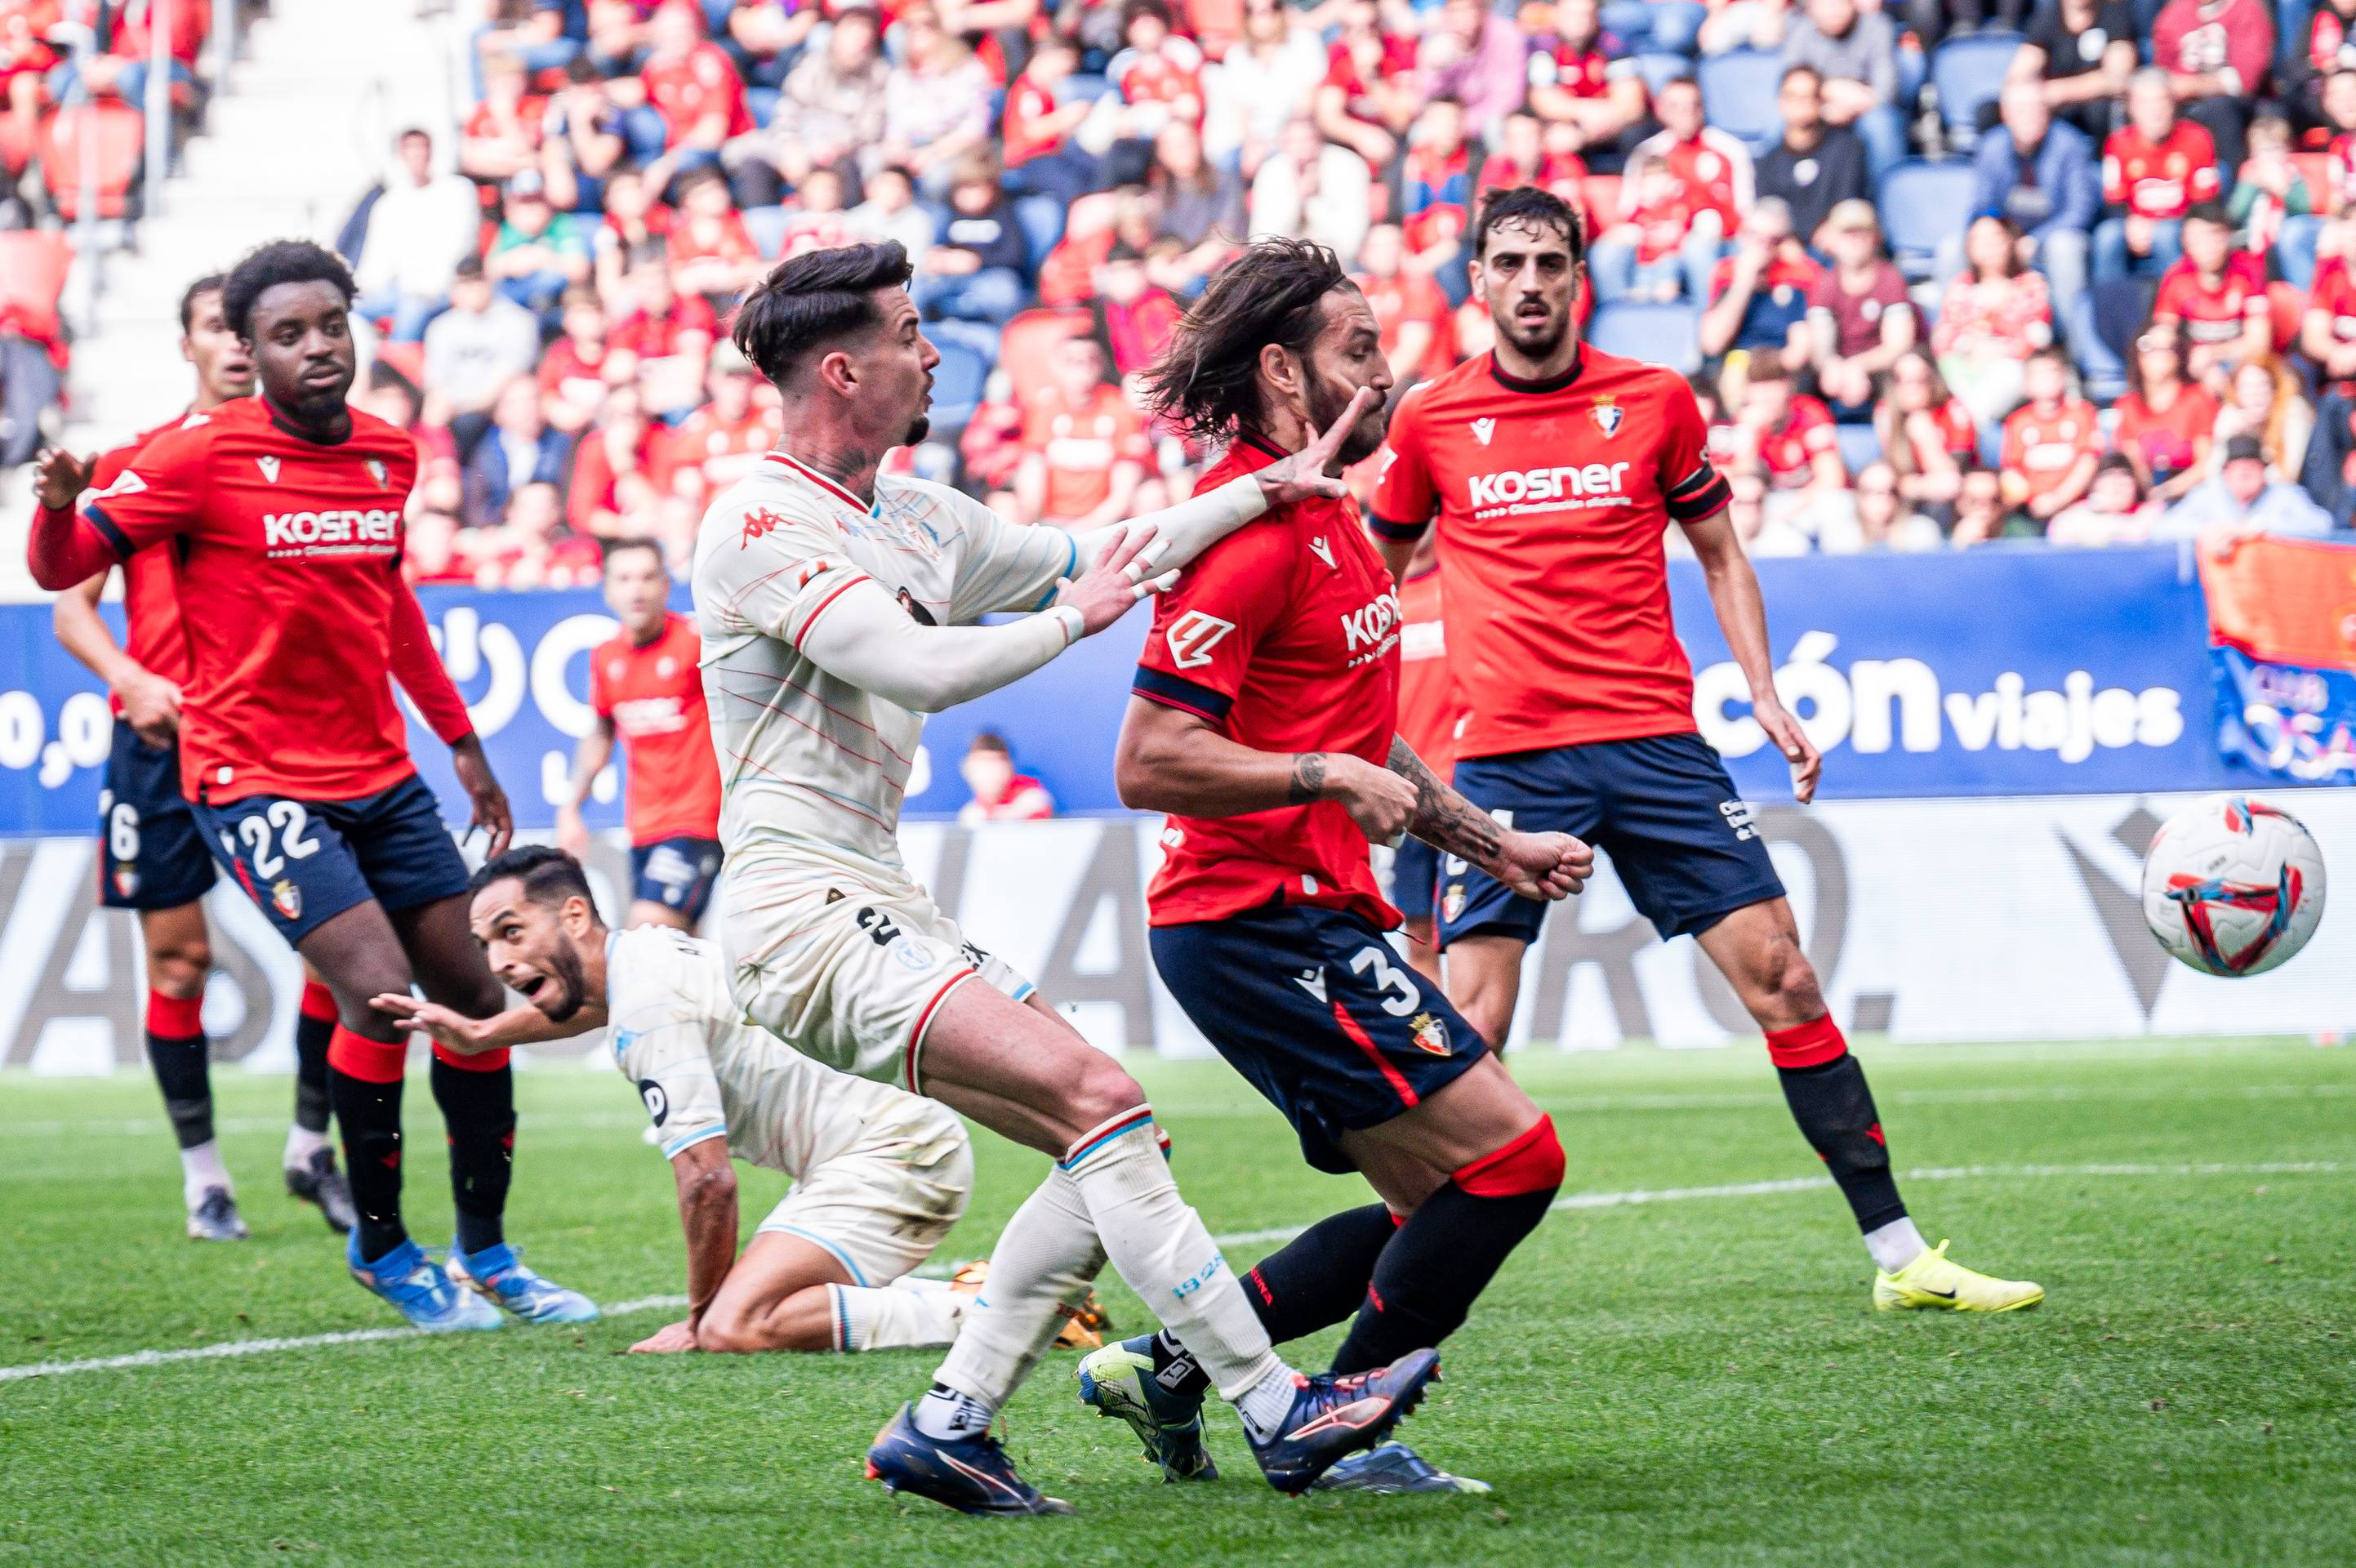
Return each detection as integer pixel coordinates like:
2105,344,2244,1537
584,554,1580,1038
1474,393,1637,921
1287,751,1329,805
1387,735,1503,866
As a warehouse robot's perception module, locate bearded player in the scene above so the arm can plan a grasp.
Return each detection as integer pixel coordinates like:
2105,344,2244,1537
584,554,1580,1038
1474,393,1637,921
693,240,1437,1513
555,538,725,931
1367,187,2041,1312
51,272,356,1241
1076,238,1589,1494
29,240,595,1331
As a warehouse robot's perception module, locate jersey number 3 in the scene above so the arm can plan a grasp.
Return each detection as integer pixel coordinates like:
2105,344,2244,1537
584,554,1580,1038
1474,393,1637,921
1348,946,1419,1017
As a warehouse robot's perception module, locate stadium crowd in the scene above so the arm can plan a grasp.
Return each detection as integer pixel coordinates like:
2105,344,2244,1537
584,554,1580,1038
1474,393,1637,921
20,0,2356,568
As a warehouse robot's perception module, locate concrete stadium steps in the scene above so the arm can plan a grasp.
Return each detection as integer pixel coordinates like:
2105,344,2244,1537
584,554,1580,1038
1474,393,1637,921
2,0,461,598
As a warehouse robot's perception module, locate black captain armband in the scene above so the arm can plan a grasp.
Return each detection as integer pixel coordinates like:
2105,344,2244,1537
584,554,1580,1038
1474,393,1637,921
1664,464,1734,523
1366,514,1430,543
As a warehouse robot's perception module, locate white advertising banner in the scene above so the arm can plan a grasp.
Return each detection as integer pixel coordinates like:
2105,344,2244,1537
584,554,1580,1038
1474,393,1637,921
2,790,2349,1076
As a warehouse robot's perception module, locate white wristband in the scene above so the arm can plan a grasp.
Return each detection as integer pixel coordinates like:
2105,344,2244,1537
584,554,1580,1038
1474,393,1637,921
1050,604,1086,646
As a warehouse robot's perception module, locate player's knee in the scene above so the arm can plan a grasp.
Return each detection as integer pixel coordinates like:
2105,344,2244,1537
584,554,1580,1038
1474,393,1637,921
1065,1054,1148,1132
145,938,212,1000
1752,933,1824,1020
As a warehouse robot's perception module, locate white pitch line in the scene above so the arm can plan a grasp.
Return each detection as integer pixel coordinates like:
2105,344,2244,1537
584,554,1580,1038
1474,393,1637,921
4,1160,2344,1386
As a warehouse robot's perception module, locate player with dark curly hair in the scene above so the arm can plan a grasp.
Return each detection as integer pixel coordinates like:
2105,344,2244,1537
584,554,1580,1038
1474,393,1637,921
28,240,596,1331
1078,236,1594,1493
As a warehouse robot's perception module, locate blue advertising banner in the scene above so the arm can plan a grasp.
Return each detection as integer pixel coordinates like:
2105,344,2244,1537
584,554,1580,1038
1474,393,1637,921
0,542,2237,838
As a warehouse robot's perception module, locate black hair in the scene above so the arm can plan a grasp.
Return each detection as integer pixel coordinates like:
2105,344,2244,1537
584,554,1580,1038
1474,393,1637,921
2184,200,2231,229
467,845,595,911
968,730,1011,755
1780,62,1822,89
178,272,226,333
220,239,357,338
1472,185,1584,263
1140,235,1349,444
601,537,666,572
732,240,913,386
1124,0,1174,29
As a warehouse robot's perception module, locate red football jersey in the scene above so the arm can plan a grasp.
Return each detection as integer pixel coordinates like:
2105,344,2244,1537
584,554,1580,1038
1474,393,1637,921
1370,348,1731,758
87,410,202,710
80,398,455,804
1756,394,1839,487
1999,397,2103,504
1394,564,1463,781
2152,252,2269,345
2101,121,2221,219
1134,436,1402,929
643,41,753,140
590,612,722,845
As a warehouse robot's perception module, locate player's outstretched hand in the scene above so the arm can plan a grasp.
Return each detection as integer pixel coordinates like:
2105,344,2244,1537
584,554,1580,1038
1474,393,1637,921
1254,386,1378,507
1753,694,1822,804
1493,830,1593,902
31,447,96,511
629,1320,701,1353
368,994,500,1054
1053,523,1177,637
450,733,514,856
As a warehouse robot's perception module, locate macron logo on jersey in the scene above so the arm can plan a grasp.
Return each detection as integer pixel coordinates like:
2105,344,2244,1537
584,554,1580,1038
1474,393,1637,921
256,456,281,484
261,509,400,555
87,469,147,502
1466,461,1634,514
1165,610,1236,670
1469,417,1495,446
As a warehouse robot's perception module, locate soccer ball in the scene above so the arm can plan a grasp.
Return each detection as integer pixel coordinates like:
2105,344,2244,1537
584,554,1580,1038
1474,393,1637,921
2140,796,2327,977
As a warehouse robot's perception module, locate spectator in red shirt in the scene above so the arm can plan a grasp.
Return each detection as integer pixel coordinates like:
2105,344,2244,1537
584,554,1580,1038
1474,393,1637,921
568,386,662,537
1806,198,1914,421
653,352,778,501
1108,0,1206,132
1731,359,1848,542
1876,347,1980,527
1094,242,1185,379
1002,35,1104,208
665,165,763,303
2299,206,2356,394
957,733,1056,825
1313,0,1423,170
1997,345,2101,532
2152,203,2271,379
1698,196,1819,368
2293,0,2356,127
1013,334,1151,528
2149,0,2274,175
1355,222,1454,385
1930,214,2052,429
2112,321,2220,504
1476,108,1590,210
1528,0,1647,165
1631,74,1753,229
1591,154,1721,303
960,368,1027,506
540,286,617,434
461,53,546,183
2095,68,2220,282
608,259,718,418
617,1,751,189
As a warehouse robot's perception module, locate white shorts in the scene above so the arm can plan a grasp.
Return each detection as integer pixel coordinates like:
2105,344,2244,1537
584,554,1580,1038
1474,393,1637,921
755,1119,975,1288
724,874,1035,1090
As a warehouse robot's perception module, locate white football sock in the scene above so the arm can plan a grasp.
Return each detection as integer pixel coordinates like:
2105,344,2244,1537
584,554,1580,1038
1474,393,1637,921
1058,1107,1289,1401
910,1383,996,1441
283,1123,328,1169
1864,1216,1929,1274
933,1167,1105,1410
827,1281,965,1352
1237,1365,1304,1441
180,1140,231,1208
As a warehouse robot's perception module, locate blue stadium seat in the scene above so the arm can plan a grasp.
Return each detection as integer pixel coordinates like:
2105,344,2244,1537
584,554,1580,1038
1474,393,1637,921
1632,51,1693,99
739,205,791,261
1013,192,1066,268
928,336,991,433
746,87,781,129
1877,158,1977,280
1696,48,1784,150
1587,301,1701,374
1930,32,2020,148
1834,421,1882,476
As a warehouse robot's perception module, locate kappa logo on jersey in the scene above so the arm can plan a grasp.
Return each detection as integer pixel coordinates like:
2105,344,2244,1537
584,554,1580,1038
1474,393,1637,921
261,508,400,555
256,456,281,484
742,506,790,547
87,468,148,501
791,555,834,590
1466,461,1634,514
1308,536,1335,568
1165,609,1236,670
1339,590,1403,662
1469,417,1496,446
1592,398,1624,437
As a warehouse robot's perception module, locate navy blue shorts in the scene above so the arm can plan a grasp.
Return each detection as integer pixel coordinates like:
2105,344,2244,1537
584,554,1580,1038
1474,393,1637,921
1390,836,1439,924
96,727,216,911
1441,732,1785,946
630,836,724,923
191,773,470,944
1151,905,1488,1175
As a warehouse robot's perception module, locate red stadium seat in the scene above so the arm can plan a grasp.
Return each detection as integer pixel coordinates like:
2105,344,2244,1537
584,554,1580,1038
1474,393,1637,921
2290,153,2335,207
40,100,145,220
998,307,1091,403
2268,281,2305,355
1579,174,1623,238
1186,0,1246,59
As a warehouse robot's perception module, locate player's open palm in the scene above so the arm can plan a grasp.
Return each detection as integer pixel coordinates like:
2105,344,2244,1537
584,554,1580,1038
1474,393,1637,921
368,994,493,1055
1054,523,1174,636
32,448,96,510
629,1319,700,1353
1495,830,1592,902
1254,386,1378,506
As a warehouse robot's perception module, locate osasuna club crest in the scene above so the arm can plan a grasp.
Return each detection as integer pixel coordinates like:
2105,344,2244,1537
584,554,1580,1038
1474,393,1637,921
1592,399,1624,437
1409,1011,1451,1056
270,878,302,921
366,459,390,489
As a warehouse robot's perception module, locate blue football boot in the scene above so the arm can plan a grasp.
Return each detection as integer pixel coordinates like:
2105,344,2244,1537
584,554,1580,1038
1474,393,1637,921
1076,1334,1218,1481
1309,1441,1490,1494
1246,1349,1442,1494
865,1405,1076,1516
346,1234,501,1331
447,1241,600,1324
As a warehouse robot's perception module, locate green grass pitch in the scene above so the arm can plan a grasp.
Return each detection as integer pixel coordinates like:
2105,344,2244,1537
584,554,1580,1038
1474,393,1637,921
2,1036,2352,1566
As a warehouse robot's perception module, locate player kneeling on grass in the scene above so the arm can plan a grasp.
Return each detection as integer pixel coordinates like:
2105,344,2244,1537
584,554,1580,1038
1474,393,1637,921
374,847,1107,1356
1085,238,1597,1494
